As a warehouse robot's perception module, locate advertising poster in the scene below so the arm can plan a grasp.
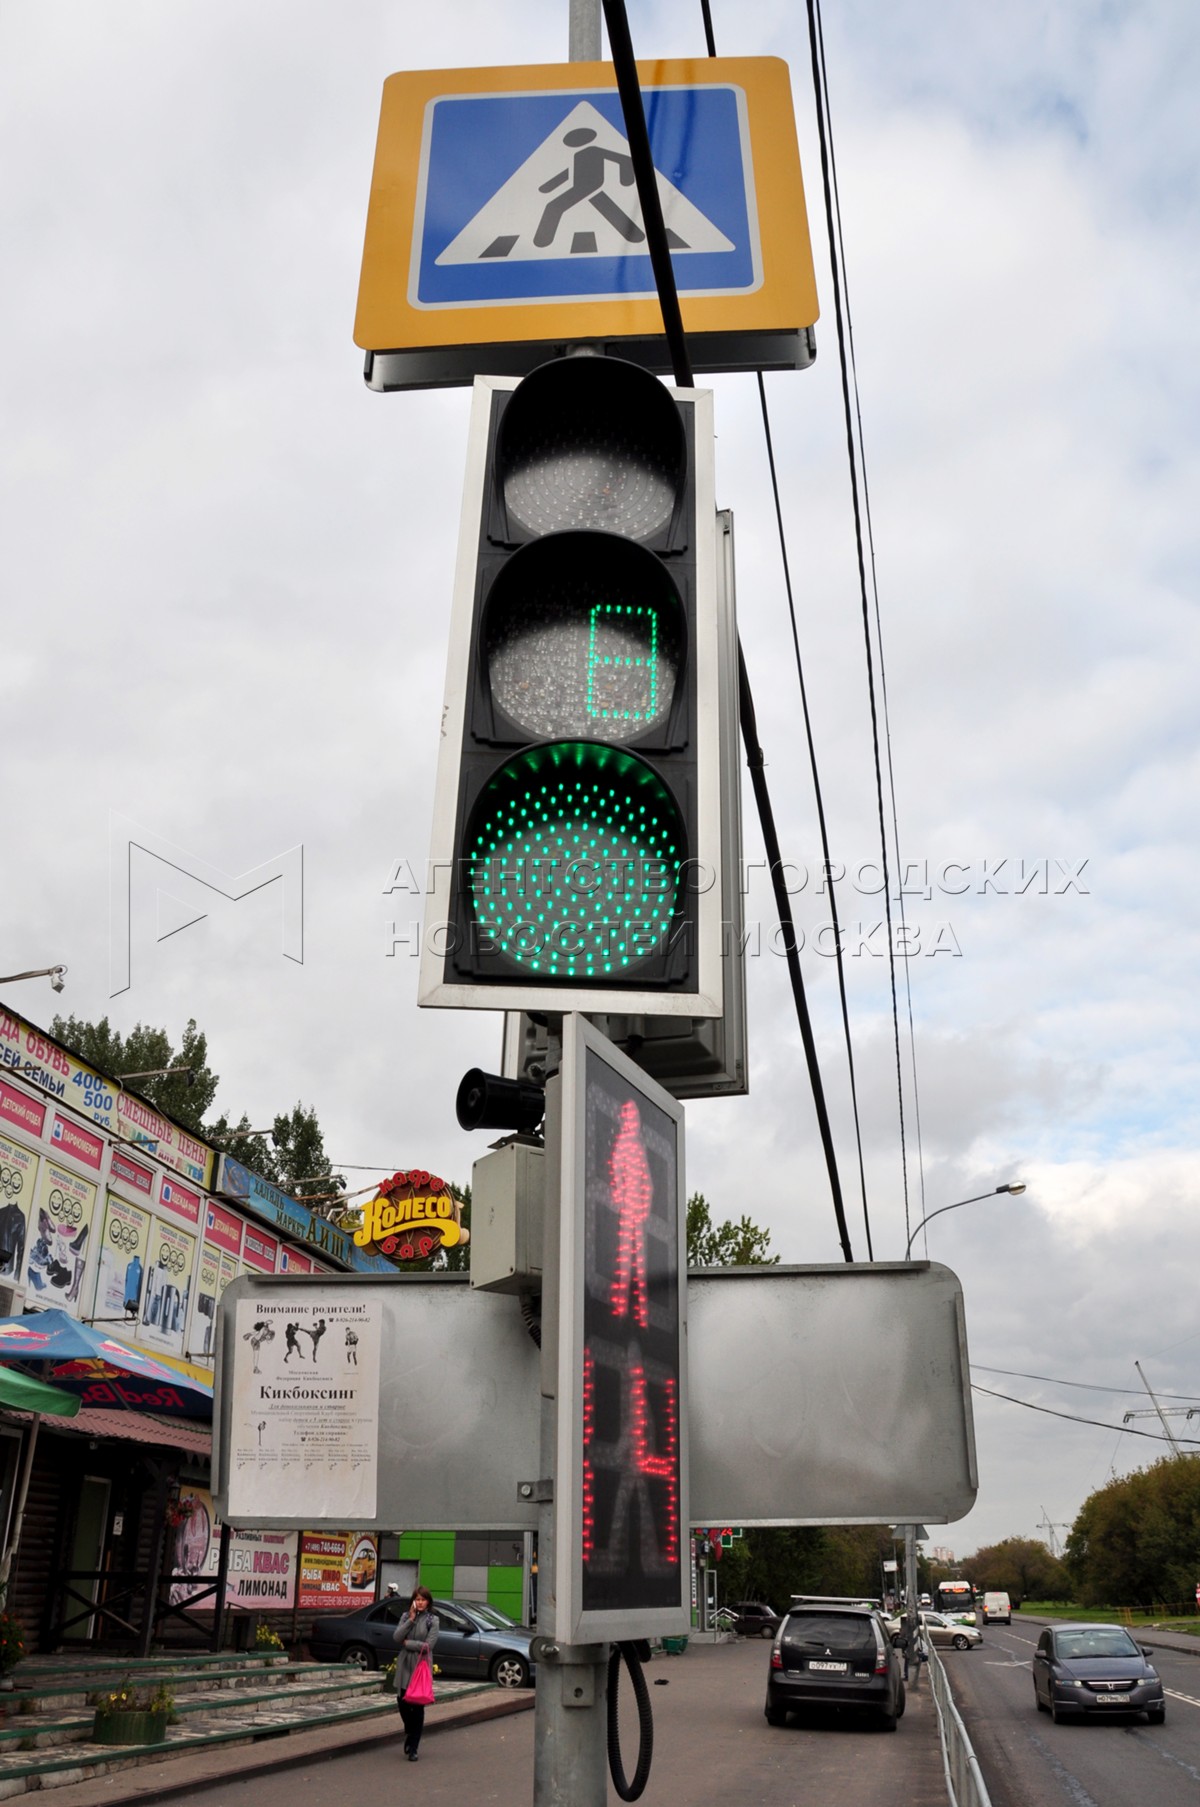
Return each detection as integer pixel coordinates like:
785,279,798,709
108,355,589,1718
242,1225,279,1273
218,1250,240,1297
228,1293,381,1521
139,1217,196,1355
24,1159,97,1314
192,1239,221,1359
0,1132,39,1283
95,1191,153,1320
298,1531,379,1612
170,1486,299,1610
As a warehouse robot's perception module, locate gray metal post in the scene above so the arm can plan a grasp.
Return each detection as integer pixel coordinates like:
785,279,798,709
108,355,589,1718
569,0,602,61
532,1025,609,1807
904,1523,920,1687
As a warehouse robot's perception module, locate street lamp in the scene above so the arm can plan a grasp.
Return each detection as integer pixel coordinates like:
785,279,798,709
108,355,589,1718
0,965,67,993
905,1183,1027,1260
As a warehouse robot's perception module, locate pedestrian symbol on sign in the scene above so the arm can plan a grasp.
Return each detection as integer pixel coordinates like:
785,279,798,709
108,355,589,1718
435,102,734,270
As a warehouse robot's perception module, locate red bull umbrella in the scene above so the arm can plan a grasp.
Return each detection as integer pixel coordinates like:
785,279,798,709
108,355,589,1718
0,1309,212,1418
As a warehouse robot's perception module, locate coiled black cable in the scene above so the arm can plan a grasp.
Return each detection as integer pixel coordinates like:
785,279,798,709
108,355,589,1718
607,1642,654,1800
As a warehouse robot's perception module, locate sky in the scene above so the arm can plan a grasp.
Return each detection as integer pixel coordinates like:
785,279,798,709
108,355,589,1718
3,0,1198,1561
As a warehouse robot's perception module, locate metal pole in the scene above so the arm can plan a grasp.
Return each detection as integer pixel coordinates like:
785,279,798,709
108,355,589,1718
904,1523,920,1687
532,1024,609,1807
0,1416,41,1596
569,0,601,60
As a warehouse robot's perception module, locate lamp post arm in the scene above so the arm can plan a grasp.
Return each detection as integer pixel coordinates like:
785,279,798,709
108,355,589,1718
904,1190,996,1260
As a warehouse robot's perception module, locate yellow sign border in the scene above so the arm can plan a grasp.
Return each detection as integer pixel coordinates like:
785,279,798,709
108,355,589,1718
354,56,818,354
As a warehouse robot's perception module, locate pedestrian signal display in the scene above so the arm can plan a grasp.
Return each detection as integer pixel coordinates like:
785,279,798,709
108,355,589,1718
419,356,723,1016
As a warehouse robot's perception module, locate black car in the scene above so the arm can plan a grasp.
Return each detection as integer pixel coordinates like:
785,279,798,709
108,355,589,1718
731,1601,782,1639
1032,1623,1165,1724
765,1603,905,1730
308,1596,535,1688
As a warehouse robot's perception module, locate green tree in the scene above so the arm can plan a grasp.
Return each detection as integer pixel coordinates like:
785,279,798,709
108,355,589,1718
207,1104,346,1212
687,1193,778,1268
1065,1454,1200,1607
961,1536,1071,1603
52,1014,218,1133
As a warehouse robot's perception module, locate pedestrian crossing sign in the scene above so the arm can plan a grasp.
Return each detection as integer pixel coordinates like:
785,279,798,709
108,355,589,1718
354,58,819,388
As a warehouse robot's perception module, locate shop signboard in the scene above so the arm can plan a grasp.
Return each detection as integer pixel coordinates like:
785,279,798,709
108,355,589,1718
109,1148,155,1200
0,1132,39,1284
0,1008,212,1189
216,1155,397,1276
204,1200,243,1257
0,1076,47,1140
50,1113,105,1172
241,1225,279,1273
279,1246,313,1273
170,1486,299,1610
138,1217,196,1355
298,1531,379,1612
160,1175,202,1226
95,1191,152,1320
24,1159,97,1314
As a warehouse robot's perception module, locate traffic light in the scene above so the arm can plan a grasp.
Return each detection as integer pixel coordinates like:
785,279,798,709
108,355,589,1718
419,355,724,1017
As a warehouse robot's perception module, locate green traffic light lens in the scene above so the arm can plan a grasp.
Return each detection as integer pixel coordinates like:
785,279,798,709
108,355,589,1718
466,741,684,979
485,533,685,742
497,357,686,543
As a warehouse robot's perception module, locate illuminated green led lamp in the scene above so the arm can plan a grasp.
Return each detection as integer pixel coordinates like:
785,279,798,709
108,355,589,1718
466,741,685,981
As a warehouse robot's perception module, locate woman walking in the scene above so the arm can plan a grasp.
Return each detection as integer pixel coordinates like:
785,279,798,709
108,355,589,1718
393,1586,439,1761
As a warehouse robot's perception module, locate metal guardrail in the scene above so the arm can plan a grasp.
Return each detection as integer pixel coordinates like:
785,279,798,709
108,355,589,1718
926,1639,994,1807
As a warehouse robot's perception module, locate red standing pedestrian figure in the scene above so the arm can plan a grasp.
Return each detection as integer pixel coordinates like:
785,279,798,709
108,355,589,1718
609,1101,652,1328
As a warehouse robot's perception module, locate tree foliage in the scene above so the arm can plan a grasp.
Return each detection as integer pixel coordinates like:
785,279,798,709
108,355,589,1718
959,1536,1071,1604
687,1193,778,1268
52,1014,218,1134
207,1104,347,1212
1065,1454,1200,1607
714,1524,898,1609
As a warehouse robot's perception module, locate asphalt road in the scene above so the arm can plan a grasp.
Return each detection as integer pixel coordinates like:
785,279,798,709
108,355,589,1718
943,1620,1200,1807
173,1639,948,1807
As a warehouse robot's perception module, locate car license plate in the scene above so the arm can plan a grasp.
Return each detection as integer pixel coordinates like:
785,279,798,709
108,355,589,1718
809,1661,847,1672
1101,1694,1130,1704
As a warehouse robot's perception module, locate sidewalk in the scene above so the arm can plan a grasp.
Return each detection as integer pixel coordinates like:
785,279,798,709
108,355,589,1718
6,1687,533,1807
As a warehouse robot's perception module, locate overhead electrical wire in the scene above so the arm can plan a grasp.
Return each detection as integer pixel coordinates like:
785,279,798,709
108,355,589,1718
805,0,917,1247
972,1384,1200,1446
696,2,872,1256
601,0,854,1261
973,1364,1200,1402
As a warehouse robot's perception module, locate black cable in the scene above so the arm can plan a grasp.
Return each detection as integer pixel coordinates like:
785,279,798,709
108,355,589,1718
601,0,693,390
971,1385,1200,1445
809,2,929,1258
737,655,854,1262
805,0,912,1244
973,1364,1200,1402
756,373,873,1258
602,0,853,1260
607,1642,654,1800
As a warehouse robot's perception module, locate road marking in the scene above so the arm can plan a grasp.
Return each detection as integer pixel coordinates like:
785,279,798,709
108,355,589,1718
1165,1687,1200,1708
1026,1732,1103,1807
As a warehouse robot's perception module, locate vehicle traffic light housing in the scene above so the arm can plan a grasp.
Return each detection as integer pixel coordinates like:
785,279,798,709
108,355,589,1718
420,356,723,1017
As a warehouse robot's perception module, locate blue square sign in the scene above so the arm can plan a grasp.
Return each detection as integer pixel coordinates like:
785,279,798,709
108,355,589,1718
412,83,759,309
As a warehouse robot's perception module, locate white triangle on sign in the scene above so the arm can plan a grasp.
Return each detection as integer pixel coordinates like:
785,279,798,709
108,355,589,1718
436,100,735,266
157,889,208,944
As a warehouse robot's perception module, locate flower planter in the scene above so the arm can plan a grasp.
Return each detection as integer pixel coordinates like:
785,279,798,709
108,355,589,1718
92,1710,168,1746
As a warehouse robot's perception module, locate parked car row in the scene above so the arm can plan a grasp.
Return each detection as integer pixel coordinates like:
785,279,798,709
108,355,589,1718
307,1596,535,1688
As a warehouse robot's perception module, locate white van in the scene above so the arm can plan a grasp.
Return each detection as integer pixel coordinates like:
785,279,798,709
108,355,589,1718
982,1591,1011,1623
